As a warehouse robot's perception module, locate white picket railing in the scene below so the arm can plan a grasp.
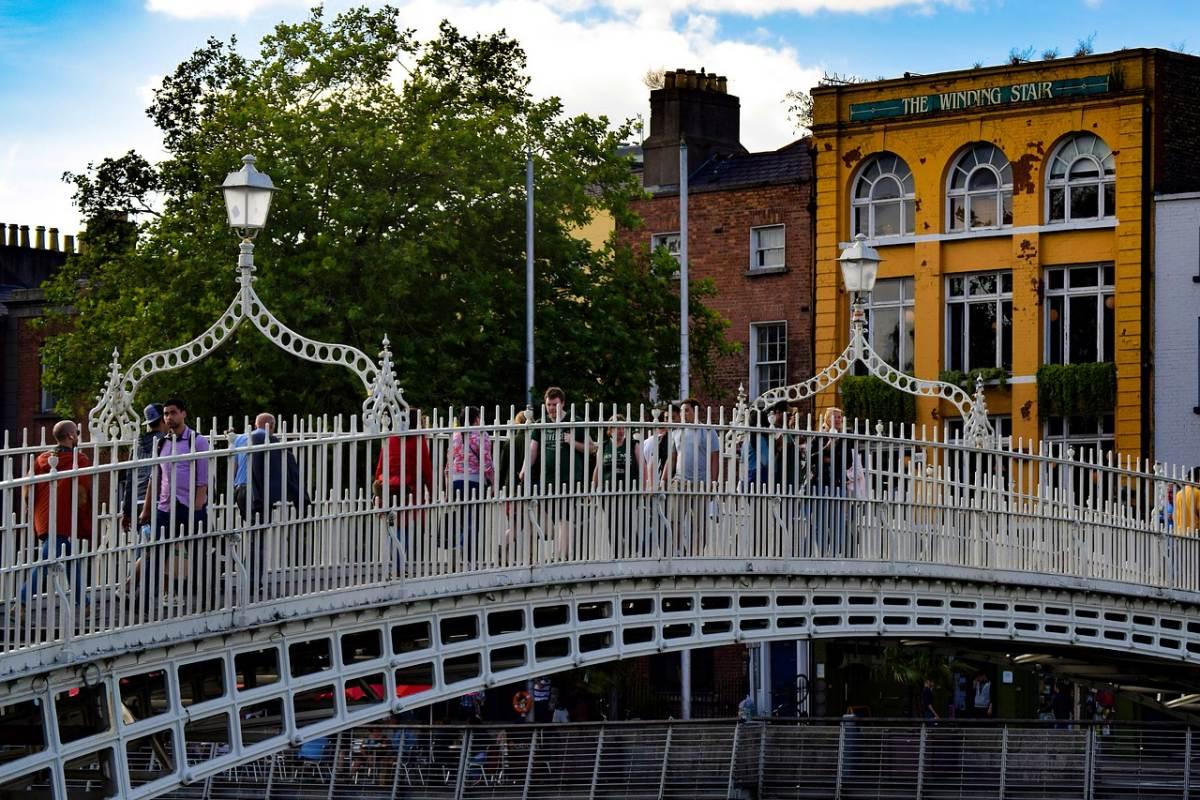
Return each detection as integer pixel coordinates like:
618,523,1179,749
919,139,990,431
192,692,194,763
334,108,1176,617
1,405,1197,658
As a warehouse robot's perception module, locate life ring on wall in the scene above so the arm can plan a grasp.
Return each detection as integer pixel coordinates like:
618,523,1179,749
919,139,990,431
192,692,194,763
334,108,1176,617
512,690,533,715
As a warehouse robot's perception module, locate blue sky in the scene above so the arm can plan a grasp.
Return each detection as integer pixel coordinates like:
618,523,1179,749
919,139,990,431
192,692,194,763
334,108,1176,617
3,0,1200,233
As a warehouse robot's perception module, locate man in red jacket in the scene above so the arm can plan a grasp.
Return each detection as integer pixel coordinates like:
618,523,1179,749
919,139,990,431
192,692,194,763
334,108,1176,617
374,409,433,575
19,420,93,611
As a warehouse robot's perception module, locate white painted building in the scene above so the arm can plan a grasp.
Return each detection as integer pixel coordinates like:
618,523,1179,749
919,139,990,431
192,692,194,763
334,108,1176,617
1154,192,1200,470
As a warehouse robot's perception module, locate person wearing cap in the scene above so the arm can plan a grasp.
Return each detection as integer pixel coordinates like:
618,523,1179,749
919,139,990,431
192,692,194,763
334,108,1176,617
118,403,167,531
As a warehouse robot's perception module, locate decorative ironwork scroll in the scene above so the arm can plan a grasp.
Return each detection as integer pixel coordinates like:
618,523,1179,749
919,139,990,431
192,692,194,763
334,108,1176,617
88,240,407,442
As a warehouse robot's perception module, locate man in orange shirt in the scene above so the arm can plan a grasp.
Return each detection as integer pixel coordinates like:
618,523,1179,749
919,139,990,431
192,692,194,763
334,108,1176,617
19,420,93,610
1174,467,1200,535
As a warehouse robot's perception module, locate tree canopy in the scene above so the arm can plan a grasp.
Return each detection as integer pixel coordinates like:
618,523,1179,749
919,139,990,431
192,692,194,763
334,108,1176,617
45,6,733,422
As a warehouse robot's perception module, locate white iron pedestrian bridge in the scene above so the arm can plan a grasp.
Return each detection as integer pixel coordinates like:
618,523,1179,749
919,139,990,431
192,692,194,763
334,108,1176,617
2,157,1197,798
1,406,1198,799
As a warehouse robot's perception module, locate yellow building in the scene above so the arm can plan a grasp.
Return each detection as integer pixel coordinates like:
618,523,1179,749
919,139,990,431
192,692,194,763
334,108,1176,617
811,49,1200,459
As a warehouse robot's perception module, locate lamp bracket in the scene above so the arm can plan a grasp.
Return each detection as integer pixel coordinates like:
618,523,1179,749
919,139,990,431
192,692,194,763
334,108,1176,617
88,241,408,442
728,315,994,453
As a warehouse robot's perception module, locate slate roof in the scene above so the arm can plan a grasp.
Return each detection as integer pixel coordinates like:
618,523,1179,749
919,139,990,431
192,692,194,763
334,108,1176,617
687,138,812,193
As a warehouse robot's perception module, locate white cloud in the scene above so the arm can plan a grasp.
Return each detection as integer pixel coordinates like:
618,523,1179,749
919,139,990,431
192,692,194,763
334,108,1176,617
392,0,824,151
147,0,967,19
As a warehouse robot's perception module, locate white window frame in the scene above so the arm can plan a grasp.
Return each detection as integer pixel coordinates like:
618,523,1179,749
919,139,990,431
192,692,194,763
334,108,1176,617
749,321,788,398
944,271,1013,373
650,232,681,263
749,225,786,271
1043,263,1115,365
863,277,916,374
947,143,1013,233
851,153,916,239
1043,414,1115,460
1046,133,1116,224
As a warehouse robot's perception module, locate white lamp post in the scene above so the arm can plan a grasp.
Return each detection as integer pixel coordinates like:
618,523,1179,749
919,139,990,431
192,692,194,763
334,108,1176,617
88,153,410,442
222,155,277,239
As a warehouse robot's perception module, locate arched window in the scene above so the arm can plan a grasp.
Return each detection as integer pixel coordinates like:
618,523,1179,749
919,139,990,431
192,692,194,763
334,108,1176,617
851,153,915,238
947,143,1013,231
1046,133,1116,223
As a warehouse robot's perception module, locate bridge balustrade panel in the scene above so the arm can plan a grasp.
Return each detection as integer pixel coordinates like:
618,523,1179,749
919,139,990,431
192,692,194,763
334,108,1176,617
1,407,1197,669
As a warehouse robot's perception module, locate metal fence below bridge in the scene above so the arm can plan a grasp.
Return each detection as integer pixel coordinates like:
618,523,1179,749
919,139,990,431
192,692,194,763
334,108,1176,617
82,718,1199,800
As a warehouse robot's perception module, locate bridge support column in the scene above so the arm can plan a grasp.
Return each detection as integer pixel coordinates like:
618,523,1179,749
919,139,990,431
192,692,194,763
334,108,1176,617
747,644,770,717
680,649,692,720
796,639,811,715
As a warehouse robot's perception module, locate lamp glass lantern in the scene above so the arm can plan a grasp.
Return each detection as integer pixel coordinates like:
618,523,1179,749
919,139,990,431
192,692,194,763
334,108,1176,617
838,232,882,301
221,155,276,237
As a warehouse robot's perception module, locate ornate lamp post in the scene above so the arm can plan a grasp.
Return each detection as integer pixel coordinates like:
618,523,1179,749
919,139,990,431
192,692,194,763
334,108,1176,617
734,234,993,446
89,155,407,442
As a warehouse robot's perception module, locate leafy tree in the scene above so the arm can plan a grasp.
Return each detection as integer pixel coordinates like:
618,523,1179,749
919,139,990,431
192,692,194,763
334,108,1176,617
44,6,732,422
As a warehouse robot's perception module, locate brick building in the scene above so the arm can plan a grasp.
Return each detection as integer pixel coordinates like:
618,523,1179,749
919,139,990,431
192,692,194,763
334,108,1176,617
620,69,815,406
0,223,74,442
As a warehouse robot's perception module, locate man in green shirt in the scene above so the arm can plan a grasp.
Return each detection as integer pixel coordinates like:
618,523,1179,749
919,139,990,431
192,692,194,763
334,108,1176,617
520,387,594,559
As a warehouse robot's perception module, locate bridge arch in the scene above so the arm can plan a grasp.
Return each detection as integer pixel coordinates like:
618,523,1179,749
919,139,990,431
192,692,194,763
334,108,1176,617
3,565,1199,799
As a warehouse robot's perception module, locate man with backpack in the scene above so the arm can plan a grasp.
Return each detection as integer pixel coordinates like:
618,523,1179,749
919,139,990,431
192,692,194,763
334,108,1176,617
136,397,211,611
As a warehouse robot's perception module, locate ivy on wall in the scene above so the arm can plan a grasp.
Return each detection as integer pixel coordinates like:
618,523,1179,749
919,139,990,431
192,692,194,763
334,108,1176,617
840,375,917,427
1037,362,1117,418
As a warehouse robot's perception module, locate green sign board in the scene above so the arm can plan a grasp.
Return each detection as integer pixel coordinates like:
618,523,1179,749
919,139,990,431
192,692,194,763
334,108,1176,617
849,74,1111,123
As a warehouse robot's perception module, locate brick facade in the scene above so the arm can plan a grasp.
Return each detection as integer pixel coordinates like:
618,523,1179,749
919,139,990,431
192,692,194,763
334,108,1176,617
623,180,814,407
0,223,74,442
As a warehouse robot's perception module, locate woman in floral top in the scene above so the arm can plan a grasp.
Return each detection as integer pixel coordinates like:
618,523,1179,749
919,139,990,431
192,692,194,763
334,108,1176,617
446,407,494,563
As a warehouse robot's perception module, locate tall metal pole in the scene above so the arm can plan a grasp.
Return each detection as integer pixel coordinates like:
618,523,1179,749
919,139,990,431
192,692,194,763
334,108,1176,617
526,149,535,409
679,137,689,400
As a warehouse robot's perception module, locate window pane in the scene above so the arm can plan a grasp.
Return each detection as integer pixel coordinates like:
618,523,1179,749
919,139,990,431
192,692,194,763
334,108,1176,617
1068,295,1098,363
969,168,998,190
1071,184,1099,219
969,193,997,228
874,201,902,236
1103,295,1114,361
1103,264,1114,286
1049,187,1065,221
872,278,901,303
1069,159,1100,180
853,204,869,236
1047,296,1064,364
903,199,915,234
873,177,902,200
902,308,915,373
855,177,872,199
1103,183,1115,218
756,226,784,249
1001,300,1012,370
901,277,914,299
949,276,965,297
948,304,964,372
872,306,902,369
1000,272,1012,294
1068,267,1097,288
1001,191,1013,225
968,274,996,296
757,247,785,268
968,301,998,369
1048,269,1064,291
950,197,966,230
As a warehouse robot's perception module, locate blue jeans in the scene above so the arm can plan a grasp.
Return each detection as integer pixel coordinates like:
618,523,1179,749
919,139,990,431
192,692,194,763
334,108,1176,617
20,537,87,607
451,479,483,562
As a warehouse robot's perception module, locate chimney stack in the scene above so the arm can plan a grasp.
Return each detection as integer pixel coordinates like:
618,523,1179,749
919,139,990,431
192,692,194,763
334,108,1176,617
19,225,30,248
642,68,743,188
49,228,59,251
64,234,75,254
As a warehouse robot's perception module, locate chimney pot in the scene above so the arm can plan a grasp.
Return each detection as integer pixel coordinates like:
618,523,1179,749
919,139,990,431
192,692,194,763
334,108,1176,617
35,225,46,249
49,228,60,251
19,225,30,248
717,76,728,93
7,224,17,247
64,234,75,254
664,71,675,89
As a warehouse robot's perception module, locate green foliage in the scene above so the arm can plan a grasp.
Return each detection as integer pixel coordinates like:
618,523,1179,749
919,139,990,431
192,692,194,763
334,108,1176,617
42,7,733,419
839,375,916,428
938,367,1008,392
1037,362,1116,419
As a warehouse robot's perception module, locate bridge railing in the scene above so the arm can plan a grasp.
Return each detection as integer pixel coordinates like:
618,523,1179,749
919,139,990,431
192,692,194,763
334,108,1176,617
107,717,1197,800
1,405,1197,662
